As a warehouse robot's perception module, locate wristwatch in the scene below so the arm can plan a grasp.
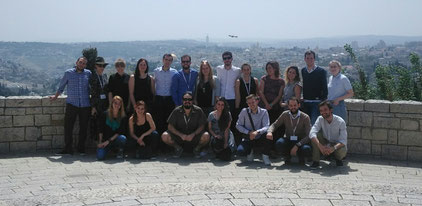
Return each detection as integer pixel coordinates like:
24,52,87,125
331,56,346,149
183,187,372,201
296,142,302,147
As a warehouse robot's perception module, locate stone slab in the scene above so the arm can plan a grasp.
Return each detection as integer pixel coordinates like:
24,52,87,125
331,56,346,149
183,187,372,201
0,142,9,154
373,117,400,129
5,108,25,115
364,100,390,112
13,115,34,127
401,119,419,131
25,127,41,141
41,96,66,107
5,96,42,107
398,131,422,147
347,126,361,139
382,145,408,160
10,142,36,152
390,101,422,114
0,128,25,141
34,115,51,126
345,99,364,111
0,116,13,128
25,107,43,115
348,111,373,127
348,139,371,154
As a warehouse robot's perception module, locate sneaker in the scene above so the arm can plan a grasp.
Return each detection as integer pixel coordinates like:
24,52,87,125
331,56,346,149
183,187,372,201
299,157,305,165
246,149,254,162
284,157,292,165
116,149,124,159
78,149,86,156
262,154,271,166
173,146,183,158
135,150,140,159
56,149,73,155
336,159,344,166
193,147,202,158
310,161,320,170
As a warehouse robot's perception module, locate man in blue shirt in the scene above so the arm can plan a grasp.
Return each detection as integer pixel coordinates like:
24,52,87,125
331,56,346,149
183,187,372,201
50,57,92,155
171,55,198,106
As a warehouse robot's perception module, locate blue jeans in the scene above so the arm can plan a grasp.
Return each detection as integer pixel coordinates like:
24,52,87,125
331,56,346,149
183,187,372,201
97,135,127,160
275,137,311,159
303,101,320,125
332,100,347,124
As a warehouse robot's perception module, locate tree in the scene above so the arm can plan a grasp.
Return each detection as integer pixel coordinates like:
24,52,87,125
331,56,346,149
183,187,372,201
344,44,371,100
375,65,395,101
82,47,98,72
394,66,414,100
409,53,422,101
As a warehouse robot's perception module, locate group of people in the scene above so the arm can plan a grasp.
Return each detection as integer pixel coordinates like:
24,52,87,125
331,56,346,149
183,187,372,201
50,50,353,169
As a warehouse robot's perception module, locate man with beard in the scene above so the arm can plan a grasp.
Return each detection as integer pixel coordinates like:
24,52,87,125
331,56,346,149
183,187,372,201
309,100,347,169
50,57,91,155
161,92,210,158
267,97,312,165
171,55,198,106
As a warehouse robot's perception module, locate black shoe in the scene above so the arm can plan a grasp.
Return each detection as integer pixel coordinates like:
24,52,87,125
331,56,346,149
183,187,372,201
336,160,344,166
78,149,86,156
299,157,305,165
56,150,73,155
310,161,320,170
284,157,292,165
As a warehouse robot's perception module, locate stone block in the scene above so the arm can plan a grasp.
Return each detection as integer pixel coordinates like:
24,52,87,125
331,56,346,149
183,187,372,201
373,112,394,117
10,142,36,153
381,145,408,160
348,139,371,154
345,99,364,111
0,128,25,141
13,115,34,127
347,126,361,139
25,107,43,115
372,140,387,145
408,147,422,161
0,108,3,115
364,100,390,112
390,101,422,114
0,96,5,107
51,114,65,126
36,140,52,150
395,113,422,119
0,142,9,153
5,96,42,107
361,128,372,140
42,126,58,135
388,130,398,145
373,117,400,129
401,119,419,130
5,108,25,115
42,96,66,107
372,129,388,141
43,107,64,114
52,135,65,148
398,131,422,146
34,115,51,126
42,135,52,140
372,144,382,155
25,127,41,141
348,111,372,127
0,116,13,128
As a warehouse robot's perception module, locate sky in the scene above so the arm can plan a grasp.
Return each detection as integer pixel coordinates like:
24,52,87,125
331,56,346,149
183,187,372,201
1,0,422,43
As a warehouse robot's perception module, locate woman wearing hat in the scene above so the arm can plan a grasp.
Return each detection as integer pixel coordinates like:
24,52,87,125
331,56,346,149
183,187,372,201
90,57,109,140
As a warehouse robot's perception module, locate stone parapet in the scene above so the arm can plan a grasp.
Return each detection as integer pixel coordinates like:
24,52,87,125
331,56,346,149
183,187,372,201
0,96,421,161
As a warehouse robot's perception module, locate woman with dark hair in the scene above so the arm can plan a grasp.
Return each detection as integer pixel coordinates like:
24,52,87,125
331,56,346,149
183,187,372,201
97,96,127,160
194,60,220,117
129,58,155,112
259,61,285,124
235,63,259,110
280,66,302,109
208,97,235,161
128,101,159,159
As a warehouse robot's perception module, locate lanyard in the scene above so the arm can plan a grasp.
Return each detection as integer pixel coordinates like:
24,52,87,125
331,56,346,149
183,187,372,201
289,111,301,136
182,71,192,91
183,113,191,128
97,74,104,89
242,77,251,95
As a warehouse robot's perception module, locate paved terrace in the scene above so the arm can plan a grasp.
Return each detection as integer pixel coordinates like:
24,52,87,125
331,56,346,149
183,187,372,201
0,153,421,206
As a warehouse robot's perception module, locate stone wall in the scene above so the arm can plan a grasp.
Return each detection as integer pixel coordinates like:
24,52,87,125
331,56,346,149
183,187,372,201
1,96,422,161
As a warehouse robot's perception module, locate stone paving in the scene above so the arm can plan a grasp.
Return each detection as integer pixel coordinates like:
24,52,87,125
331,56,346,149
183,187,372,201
0,152,421,206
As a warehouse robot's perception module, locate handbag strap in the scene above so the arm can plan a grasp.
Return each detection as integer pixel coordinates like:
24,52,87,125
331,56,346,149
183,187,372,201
247,109,256,131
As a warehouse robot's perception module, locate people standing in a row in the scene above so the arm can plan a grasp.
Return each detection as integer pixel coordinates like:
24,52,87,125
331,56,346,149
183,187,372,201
153,54,178,134
51,57,91,155
235,63,259,111
194,60,220,117
171,55,198,106
301,51,328,125
129,58,155,113
108,58,130,113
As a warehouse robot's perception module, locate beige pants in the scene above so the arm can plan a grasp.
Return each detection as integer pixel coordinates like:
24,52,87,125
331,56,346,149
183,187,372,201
311,133,347,162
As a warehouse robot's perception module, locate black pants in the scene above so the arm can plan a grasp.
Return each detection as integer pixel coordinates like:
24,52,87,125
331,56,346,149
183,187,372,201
237,133,273,156
211,138,232,161
154,96,175,134
127,131,160,159
64,104,90,152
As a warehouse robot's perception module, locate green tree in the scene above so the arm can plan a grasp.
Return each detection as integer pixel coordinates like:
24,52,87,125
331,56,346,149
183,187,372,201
82,47,98,72
409,53,422,101
344,44,371,100
394,66,414,100
375,65,395,101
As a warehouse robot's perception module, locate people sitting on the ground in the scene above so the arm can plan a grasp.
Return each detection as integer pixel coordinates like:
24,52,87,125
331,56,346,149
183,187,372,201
309,100,347,169
97,96,127,160
236,94,272,166
161,92,210,158
268,97,312,165
208,97,235,161
128,101,159,159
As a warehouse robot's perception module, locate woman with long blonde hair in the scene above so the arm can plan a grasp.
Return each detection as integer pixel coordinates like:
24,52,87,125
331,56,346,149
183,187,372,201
194,60,220,116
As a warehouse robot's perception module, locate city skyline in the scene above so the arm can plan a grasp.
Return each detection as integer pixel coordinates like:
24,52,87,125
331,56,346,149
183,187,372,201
1,0,422,43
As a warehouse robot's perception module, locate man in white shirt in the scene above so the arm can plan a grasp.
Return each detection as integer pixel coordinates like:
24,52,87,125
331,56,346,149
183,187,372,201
216,51,241,142
309,100,347,169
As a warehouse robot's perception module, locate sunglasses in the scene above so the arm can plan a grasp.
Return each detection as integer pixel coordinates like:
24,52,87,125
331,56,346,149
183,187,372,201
181,61,191,63
96,64,105,68
183,98,193,101
223,57,232,60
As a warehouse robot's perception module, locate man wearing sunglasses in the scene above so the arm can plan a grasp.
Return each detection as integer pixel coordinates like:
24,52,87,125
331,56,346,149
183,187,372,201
171,55,198,106
161,92,210,158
